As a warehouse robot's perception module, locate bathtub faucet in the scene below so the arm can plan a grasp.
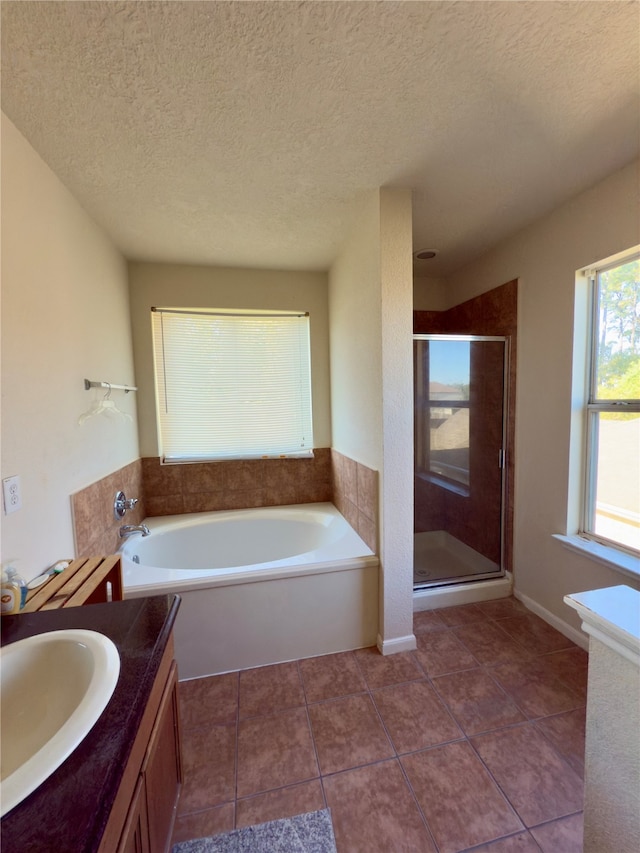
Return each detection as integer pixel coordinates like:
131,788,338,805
119,523,151,538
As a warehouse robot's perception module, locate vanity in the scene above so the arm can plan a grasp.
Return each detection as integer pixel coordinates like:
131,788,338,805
565,585,640,853
0,593,182,852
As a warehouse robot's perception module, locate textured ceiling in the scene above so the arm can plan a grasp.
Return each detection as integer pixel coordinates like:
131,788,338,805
2,1,639,275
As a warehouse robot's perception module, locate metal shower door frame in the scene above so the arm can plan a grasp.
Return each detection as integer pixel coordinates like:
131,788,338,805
413,333,511,586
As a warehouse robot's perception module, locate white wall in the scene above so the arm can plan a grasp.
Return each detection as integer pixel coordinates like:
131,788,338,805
128,263,331,458
329,188,415,651
445,159,640,632
0,115,139,577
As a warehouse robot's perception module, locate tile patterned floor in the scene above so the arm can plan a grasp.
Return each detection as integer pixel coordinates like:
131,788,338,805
172,598,586,853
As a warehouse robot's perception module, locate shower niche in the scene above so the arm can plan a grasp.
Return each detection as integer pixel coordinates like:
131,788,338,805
414,334,509,587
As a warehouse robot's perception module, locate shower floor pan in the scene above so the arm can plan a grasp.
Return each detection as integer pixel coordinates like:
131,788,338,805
414,530,500,587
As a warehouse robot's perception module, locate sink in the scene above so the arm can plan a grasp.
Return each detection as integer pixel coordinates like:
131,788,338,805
0,629,120,817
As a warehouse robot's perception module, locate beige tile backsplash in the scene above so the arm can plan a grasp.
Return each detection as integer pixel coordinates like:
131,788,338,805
331,450,378,552
72,459,146,558
71,448,378,557
141,449,333,516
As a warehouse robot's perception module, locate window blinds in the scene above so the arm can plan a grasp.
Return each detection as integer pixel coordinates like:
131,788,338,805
151,308,314,462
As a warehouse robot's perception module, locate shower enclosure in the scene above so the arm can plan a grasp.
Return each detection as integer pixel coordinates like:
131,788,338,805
414,335,508,587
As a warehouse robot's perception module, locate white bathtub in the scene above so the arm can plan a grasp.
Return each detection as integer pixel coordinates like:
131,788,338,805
121,503,379,678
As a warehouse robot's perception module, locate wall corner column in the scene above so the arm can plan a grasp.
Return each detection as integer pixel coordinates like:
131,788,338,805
378,187,416,653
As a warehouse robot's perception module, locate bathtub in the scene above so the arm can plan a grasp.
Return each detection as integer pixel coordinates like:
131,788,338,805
121,503,379,678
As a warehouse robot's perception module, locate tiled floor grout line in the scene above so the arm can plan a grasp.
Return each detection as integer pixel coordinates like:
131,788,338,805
530,717,586,781
485,658,586,722
317,664,444,851
232,670,240,828
447,644,588,784
390,671,532,848
427,670,526,740
410,618,586,845
474,662,537,725
363,654,482,853
296,658,330,816
179,674,584,820
529,809,585,829
408,667,468,741
460,829,544,853
350,647,368,685
463,715,586,839
175,601,586,851
463,726,532,835
311,650,442,848
219,671,586,836
394,752,442,852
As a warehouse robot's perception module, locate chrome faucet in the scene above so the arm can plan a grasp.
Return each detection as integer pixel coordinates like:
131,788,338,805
119,523,150,538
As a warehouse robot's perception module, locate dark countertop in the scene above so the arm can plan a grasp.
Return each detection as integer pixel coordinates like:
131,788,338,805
1,594,180,852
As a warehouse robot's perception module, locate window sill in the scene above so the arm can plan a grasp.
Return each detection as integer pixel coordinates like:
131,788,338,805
161,450,315,464
416,472,469,498
553,534,640,581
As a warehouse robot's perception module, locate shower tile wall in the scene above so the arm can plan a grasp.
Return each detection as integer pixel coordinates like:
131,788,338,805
71,459,146,557
414,280,517,571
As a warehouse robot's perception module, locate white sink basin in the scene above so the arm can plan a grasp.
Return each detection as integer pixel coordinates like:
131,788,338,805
0,629,120,817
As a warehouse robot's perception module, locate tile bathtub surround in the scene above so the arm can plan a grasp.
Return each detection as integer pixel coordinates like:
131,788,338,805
141,449,333,517
73,449,375,557
330,450,378,552
71,459,146,557
173,598,585,853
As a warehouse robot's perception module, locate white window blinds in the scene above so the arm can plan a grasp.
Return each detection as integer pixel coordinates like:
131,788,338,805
151,308,314,462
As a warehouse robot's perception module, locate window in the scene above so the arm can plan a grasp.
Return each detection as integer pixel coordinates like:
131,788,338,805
414,338,471,490
151,307,314,462
583,254,640,554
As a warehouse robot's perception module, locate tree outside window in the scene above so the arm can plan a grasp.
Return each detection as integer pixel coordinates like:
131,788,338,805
585,255,640,553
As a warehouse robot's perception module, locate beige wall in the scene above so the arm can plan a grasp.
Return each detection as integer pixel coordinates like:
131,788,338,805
329,188,415,651
379,189,415,648
0,115,139,577
445,159,640,631
328,191,382,468
413,275,447,311
128,262,331,457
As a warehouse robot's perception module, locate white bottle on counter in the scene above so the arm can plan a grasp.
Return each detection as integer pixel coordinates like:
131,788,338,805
1,565,28,614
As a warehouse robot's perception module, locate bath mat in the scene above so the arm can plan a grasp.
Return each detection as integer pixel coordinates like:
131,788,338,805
172,808,337,853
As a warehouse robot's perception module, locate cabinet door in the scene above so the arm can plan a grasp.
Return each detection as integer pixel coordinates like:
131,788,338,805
117,775,150,853
144,662,182,853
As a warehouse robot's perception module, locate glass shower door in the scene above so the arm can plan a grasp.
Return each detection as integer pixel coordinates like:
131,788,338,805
414,335,507,587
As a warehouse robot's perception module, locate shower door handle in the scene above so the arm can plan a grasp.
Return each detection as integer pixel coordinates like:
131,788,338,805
498,449,505,469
